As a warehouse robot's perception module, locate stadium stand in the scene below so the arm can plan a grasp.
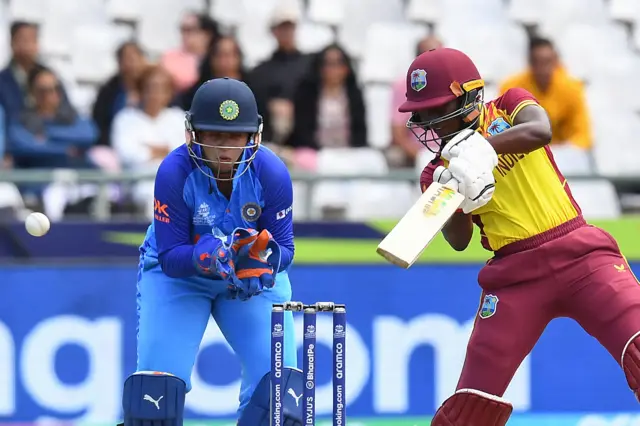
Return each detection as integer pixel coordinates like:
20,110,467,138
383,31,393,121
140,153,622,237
0,0,639,221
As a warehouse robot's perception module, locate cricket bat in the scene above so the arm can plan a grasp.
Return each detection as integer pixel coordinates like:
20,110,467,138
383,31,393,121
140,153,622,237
376,182,465,269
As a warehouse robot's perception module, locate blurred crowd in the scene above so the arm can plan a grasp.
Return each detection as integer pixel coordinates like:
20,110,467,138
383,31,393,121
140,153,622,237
0,1,596,219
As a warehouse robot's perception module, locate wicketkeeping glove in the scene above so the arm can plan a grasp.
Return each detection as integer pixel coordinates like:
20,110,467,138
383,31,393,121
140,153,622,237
192,233,236,280
228,229,282,301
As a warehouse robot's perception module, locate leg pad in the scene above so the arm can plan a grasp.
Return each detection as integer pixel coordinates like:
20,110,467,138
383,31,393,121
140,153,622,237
431,389,513,426
123,371,186,426
622,331,640,402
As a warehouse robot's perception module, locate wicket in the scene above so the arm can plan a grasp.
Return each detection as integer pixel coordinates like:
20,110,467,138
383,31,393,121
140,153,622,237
270,301,346,426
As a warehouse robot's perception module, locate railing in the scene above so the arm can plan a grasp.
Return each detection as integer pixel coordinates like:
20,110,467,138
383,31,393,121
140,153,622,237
1,168,638,220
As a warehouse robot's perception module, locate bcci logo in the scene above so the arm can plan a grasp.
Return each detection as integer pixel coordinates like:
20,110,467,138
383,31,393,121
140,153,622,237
479,294,499,319
242,202,262,222
219,99,240,121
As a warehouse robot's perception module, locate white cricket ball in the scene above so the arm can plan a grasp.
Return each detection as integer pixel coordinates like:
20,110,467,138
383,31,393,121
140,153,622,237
25,212,51,237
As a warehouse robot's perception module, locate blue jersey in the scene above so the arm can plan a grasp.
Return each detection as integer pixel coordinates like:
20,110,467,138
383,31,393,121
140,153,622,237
139,143,294,279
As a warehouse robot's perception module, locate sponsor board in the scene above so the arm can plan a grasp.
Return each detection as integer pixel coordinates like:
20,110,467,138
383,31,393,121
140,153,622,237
0,264,637,422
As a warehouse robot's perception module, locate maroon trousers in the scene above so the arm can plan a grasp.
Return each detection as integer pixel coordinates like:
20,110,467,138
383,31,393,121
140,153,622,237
457,219,640,396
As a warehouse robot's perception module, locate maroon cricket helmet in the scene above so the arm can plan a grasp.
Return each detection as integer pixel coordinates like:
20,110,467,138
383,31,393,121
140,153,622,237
399,48,486,153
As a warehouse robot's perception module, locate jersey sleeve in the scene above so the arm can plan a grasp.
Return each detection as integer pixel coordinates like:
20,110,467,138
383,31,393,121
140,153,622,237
257,155,295,272
419,157,444,193
153,154,198,278
494,88,540,123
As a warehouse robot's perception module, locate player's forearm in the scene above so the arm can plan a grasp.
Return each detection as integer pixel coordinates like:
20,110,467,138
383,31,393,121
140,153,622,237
159,245,198,278
277,244,294,272
487,122,551,154
442,212,473,251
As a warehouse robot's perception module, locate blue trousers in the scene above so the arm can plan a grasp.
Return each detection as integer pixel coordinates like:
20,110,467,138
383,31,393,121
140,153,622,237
136,265,297,412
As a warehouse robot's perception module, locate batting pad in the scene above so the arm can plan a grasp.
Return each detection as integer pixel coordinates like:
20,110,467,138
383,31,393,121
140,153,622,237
122,371,186,426
622,331,640,401
431,388,513,426
238,367,304,426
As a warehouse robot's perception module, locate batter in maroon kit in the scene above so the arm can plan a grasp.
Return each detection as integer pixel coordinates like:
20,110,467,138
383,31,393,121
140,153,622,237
399,48,640,425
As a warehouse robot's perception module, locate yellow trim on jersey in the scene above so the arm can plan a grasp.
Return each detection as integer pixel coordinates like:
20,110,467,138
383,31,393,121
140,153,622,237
509,100,539,123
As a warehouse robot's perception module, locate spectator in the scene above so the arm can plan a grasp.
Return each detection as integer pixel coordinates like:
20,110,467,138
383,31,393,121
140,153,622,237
499,37,592,150
389,35,443,167
250,2,309,144
7,67,97,169
92,41,146,147
285,44,367,165
179,36,249,111
111,66,185,218
0,104,7,168
161,13,220,92
0,21,61,124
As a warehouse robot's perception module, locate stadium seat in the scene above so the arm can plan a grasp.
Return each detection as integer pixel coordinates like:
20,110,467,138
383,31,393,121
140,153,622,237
245,0,299,24
138,0,183,55
592,114,640,176
405,0,443,24
360,22,428,84
0,183,25,211
346,180,417,220
414,149,437,177
337,0,405,58
587,77,640,114
441,0,507,25
549,145,593,177
609,0,640,24
71,25,122,84
69,85,99,117
236,21,277,69
312,148,388,218
307,0,345,26
363,84,393,149
292,181,310,220
566,179,621,219
633,26,640,51
439,23,526,83
8,0,46,23
296,21,335,53
106,0,142,21
40,0,109,56
507,0,545,25
537,0,609,41
554,23,633,82
0,4,9,67
209,0,245,27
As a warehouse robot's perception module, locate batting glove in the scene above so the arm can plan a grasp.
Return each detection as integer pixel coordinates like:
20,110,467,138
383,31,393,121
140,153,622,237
441,129,499,171
433,164,495,214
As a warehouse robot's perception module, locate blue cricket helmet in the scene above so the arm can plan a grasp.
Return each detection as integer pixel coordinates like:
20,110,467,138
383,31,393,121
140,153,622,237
187,77,261,133
185,77,263,181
